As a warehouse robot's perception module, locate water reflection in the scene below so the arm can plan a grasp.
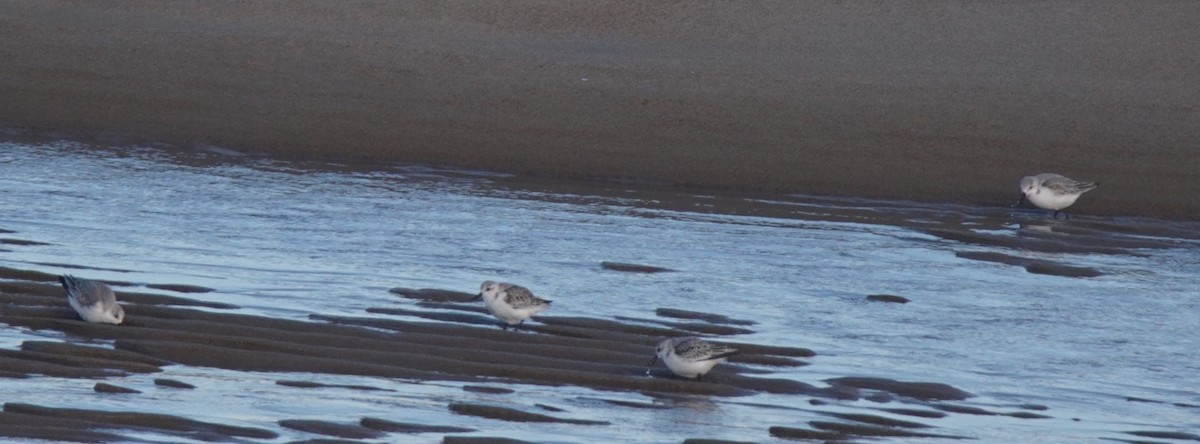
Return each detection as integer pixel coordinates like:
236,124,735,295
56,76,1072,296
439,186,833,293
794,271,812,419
0,141,1198,441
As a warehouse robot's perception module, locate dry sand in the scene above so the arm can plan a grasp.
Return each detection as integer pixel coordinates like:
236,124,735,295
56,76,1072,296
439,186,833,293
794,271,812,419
1,1,1197,219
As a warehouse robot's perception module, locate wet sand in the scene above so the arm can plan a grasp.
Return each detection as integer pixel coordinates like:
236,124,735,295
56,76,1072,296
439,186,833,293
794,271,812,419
0,261,1051,442
2,2,1198,219
0,195,1195,442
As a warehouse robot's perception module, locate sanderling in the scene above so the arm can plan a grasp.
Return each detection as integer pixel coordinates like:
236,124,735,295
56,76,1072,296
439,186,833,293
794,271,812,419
1016,173,1099,219
471,281,551,330
647,337,738,381
58,275,125,325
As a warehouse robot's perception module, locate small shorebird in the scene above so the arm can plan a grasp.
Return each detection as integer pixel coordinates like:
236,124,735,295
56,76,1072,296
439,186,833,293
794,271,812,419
1016,173,1099,219
58,275,125,324
472,281,551,330
648,337,739,381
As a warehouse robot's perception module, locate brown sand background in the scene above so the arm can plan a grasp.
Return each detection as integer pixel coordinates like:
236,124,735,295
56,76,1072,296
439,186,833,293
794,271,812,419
1,1,1197,219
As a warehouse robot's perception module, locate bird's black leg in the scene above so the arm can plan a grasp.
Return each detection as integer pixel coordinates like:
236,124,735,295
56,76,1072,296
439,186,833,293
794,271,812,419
1052,211,1060,219
501,323,509,331
1064,212,1070,220
696,374,703,382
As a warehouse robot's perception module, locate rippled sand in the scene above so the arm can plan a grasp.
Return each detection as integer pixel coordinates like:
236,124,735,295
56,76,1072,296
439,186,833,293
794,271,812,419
1,211,1195,442
0,143,1197,442
0,263,1017,442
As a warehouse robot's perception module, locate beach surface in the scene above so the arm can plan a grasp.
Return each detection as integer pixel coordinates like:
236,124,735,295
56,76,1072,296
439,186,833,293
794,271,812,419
1,143,1197,442
1,1,1198,219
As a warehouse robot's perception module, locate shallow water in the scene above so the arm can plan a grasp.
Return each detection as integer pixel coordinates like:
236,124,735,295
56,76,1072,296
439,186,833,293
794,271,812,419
1,140,1198,442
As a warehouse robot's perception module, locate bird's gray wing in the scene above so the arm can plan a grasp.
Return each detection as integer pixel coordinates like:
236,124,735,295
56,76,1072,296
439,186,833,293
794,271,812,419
675,338,738,361
62,276,114,307
705,344,740,361
672,338,710,361
502,285,549,309
1041,175,1098,194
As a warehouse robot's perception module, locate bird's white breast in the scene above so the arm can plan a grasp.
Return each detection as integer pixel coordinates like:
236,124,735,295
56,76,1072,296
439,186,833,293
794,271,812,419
664,353,723,378
1027,189,1080,211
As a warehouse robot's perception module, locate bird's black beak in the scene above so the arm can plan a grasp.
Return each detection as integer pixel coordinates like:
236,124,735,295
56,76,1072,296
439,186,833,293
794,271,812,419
470,293,482,301
646,356,658,367
1013,194,1027,208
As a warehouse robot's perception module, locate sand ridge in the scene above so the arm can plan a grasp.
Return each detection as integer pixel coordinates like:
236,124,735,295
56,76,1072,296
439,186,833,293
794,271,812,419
0,195,1195,442
0,264,998,442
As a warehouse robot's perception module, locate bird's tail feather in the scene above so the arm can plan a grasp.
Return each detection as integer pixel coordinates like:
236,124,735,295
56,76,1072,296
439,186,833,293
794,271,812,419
58,275,73,291
702,348,740,361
